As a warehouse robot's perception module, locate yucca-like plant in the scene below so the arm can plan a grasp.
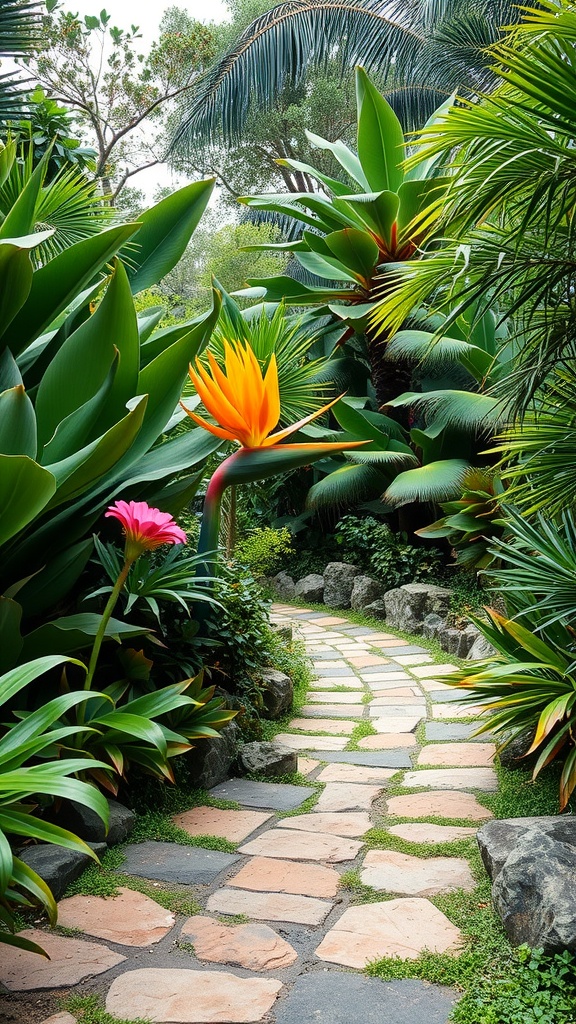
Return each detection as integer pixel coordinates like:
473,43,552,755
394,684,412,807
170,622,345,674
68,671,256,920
440,611,576,809
416,469,506,569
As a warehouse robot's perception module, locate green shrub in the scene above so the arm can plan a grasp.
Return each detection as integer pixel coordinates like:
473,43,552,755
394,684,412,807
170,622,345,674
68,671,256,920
453,946,576,1024
335,515,444,588
235,527,293,577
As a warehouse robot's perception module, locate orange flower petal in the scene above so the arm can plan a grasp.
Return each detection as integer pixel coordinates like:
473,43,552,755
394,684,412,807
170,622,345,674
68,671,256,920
179,401,240,442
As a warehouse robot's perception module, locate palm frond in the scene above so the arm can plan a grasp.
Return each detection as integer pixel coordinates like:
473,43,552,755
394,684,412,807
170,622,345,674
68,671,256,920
172,0,424,148
384,457,470,505
0,1,41,123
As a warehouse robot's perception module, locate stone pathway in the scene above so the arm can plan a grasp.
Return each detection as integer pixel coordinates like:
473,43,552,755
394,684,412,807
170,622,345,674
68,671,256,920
1,605,498,1024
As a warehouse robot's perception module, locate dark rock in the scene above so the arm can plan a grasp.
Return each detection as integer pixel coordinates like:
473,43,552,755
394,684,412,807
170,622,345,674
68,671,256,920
121,841,239,885
362,599,388,619
323,562,360,609
186,720,242,790
467,632,497,660
271,571,296,600
209,777,314,810
351,576,383,611
498,728,537,770
51,798,135,846
260,667,294,719
489,824,576,950
422,613,445,640
477,815,576,880
239,741,297,778
275,973,458,1024
19,842,107,901
294,573,325,603
384,584,452,634
439,624,479,659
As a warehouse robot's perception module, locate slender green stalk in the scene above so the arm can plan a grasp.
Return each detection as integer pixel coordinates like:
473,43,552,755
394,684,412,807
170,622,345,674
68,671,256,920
84,559,132,690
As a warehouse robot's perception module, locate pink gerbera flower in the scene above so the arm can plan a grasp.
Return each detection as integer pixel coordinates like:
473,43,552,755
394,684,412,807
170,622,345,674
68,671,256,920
105,500,187,561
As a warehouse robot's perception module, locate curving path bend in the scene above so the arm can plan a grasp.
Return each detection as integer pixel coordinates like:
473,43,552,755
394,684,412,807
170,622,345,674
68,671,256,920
1,604,498,1024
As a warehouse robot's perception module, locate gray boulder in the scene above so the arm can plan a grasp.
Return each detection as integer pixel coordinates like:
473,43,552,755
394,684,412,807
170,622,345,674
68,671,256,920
467,632,497,660
271,571,296,600
51,798,135,846
478,816,576,880
491,825,576,951
187,720,242,790
498,728,537,771
260,667,294,719
363,599,387,619
323,562,360,609
294,573,325,603
351,576,383,610
239,741,297,778
437,624,478,659
422,613,444,640
19,842,107,901
384,583,452,634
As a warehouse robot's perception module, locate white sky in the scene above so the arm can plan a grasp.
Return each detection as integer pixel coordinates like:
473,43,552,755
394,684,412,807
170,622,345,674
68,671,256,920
69,0,230,45
61,0,231,199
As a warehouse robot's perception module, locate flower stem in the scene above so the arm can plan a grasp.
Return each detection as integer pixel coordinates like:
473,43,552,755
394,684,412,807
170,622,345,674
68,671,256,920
84,559,133,691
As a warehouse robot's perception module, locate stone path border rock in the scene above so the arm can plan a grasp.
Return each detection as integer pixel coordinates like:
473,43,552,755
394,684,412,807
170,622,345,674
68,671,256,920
3,602,502,1024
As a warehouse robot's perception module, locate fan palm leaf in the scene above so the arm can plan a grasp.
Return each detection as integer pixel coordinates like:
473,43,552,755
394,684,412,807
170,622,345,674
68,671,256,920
0,1,41,124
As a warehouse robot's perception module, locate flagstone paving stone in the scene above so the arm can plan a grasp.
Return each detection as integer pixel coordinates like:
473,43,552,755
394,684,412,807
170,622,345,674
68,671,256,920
386,791,493,821
297,756,320,775
362,672,414,684
276,810,372,837
309,615,350,625
369,687,423,698
388,823,477,843
315,782,383,813
419,679,459,692
412,663,460,677
228,855,340,897
432,704,486,720
239,828,364,862
358,733,418,750
360,850,476,895
346,654,391,667
372,715,423,733
417,743,496,767
172,807,273,843
0,929,126,990
364,696,424,704
392,654,434,665
180,916,298,970
106,968,282,1023
209,778,315,810
57,888,175,946
274,974,458,1024
312,660,352,670
301,704,365,718
429,689,476,703
120,842,239,885
307,677,364,689
315,898,462,967
316,763,396,785
369,704,427,717
403,768,498,791
207,887,333,925
275,732,349,751
41,1014,77,1024
318,749,413,768
425,721,491,741
288,717,357,734
313,667,359,677
308,691,366,704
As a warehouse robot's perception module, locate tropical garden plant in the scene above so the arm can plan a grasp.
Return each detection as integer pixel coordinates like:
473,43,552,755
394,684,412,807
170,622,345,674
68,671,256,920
0,656,110,954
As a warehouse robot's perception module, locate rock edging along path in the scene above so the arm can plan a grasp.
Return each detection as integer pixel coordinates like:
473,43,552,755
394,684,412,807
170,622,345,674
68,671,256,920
1,604,499,1024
